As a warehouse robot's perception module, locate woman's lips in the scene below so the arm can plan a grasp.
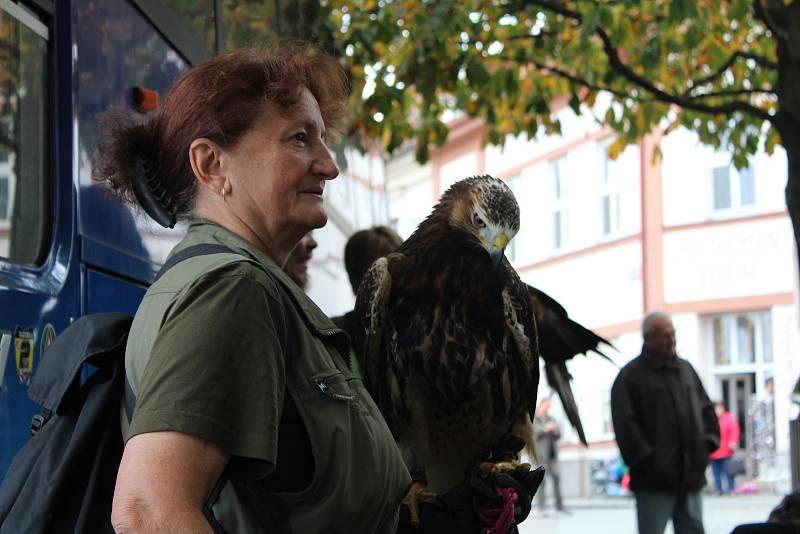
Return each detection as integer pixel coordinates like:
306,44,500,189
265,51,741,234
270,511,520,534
300,184,324,196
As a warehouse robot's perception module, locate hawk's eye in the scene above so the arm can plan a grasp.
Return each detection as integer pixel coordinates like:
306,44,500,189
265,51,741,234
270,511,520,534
473,212,486,228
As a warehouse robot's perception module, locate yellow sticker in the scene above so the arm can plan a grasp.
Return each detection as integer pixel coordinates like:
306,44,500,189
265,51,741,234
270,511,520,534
14,326,35,385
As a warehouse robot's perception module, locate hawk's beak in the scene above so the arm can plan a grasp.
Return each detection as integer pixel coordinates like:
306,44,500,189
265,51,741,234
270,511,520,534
489,233,508,269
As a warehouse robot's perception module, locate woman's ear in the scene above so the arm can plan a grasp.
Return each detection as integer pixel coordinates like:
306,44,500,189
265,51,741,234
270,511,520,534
189,138,226,195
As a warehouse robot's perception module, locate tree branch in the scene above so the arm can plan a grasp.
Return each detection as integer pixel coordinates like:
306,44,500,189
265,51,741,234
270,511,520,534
686,51,777,94
690,88,777,99
525,58,641,101
753,0,790,41
517,0,776,123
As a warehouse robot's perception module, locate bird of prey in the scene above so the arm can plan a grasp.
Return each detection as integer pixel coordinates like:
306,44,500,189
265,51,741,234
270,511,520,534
356,175,613,498
356,175,538,494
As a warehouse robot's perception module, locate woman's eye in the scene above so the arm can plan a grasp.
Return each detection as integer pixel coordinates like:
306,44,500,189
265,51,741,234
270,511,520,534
293,132,308,143
473,213,486,228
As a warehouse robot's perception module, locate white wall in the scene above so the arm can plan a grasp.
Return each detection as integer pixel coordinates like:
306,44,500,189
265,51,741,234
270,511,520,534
662,216,796,304
486,121,640,267
307,149,391,316
522,240,643,330
438,152,478,195
385,149,434,239
484,103,602,174
661,128,788,227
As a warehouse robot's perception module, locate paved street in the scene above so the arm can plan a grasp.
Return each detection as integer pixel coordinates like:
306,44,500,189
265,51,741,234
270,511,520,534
519,493,783,534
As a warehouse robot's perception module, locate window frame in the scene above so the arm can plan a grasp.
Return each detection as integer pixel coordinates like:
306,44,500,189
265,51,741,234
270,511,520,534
708,149,757,217
129,0,212,64
0,172,15,223
505,173,522,263
710,311,772,368
0,0,52,266
551,156,569,251
598,139,622,239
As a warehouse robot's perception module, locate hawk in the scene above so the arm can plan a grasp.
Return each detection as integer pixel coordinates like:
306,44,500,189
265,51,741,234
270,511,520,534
356,175,537,494
356,175,612,497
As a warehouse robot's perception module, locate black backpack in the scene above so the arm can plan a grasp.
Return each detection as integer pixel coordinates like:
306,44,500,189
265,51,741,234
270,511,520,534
0,244,249,534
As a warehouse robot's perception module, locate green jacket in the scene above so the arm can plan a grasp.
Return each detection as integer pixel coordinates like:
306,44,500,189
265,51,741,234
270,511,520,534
124,220,410,533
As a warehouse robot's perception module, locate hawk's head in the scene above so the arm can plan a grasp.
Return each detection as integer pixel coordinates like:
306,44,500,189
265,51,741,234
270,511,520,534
444,175,520,269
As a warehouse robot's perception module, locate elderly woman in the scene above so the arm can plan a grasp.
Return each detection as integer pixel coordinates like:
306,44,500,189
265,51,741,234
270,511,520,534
95,42,410,533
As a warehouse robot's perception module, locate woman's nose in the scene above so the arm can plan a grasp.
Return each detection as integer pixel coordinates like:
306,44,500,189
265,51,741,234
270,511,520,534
313,145,339,180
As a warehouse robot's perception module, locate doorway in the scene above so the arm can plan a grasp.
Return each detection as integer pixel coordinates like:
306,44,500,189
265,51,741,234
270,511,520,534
719,373,755,476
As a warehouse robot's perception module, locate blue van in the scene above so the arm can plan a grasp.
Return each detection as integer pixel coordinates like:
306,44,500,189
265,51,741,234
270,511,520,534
0,0,219,479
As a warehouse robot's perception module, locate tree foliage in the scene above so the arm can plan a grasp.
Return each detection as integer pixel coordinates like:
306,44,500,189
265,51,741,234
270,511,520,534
328,0,794,168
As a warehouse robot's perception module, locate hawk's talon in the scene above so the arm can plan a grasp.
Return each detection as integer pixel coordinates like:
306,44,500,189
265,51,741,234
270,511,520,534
402,481,437,528
478,460,531,478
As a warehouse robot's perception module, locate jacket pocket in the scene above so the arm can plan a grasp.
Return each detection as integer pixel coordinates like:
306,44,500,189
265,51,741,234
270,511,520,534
307,370,358,403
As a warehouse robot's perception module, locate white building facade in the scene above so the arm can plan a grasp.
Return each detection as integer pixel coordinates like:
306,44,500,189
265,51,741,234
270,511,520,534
306,145,393,316
383,106,798,497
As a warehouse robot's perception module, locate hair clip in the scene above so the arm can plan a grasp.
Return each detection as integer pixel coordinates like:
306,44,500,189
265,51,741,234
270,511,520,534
132,154,176,228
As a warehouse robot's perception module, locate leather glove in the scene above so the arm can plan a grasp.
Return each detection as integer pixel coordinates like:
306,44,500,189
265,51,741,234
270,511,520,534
396,465,545,534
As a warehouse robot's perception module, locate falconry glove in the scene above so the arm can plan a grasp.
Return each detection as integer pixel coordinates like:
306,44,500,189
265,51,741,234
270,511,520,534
396,465,545,534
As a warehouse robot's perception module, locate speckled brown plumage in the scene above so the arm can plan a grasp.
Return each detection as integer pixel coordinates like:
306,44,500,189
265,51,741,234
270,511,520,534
355,175,539,493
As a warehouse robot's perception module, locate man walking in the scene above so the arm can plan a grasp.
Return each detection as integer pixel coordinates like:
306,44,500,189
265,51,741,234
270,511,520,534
611,312,719,534
534,397,566,513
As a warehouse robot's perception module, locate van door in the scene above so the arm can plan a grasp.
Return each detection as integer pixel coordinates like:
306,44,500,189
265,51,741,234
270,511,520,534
0,1,79,478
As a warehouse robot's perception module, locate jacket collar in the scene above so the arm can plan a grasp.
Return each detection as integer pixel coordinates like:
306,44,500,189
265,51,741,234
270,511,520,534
640,345,680,370
187,219,342,336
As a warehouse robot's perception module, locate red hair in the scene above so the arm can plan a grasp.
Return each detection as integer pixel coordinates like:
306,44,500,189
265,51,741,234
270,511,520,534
93,40,349,218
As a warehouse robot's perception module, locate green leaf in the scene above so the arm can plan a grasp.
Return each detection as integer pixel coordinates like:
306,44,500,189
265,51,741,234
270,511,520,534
569,93,581,115
730,0,750,20
765,128,781,155
466,58,490,87
668,0,696,22
415,134,430,164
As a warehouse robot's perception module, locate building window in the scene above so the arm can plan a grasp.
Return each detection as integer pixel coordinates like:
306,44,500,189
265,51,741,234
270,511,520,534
0,4,50,263
711,311,771,366
551,157,568,250
710,152,756,213
599,141,621,237
712,166,732,210
740,166,756,206
0,174,10,220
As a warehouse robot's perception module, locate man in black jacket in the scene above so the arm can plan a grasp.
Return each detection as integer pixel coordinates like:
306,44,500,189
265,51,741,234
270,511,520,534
611,311,719,534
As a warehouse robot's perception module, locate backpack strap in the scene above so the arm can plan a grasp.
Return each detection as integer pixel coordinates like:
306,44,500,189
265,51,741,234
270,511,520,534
123,243,245,422
153,244,237,283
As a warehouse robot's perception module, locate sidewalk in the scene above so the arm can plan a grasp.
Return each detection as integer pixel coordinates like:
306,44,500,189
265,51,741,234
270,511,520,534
519,493,783,534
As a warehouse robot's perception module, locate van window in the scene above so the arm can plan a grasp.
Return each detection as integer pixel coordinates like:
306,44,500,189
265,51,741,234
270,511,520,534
161,0,217,54
0,3,49,265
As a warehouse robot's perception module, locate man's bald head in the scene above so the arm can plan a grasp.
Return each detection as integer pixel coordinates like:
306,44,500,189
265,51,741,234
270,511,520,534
642,311,676,357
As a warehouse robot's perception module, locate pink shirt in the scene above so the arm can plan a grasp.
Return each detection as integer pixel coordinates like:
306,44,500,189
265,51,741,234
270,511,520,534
710,411,740,460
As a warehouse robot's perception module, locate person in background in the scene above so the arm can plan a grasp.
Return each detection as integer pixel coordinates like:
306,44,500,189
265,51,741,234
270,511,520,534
283,232,317,290
710,400,741,495
534,397,566,513
611,311,720,534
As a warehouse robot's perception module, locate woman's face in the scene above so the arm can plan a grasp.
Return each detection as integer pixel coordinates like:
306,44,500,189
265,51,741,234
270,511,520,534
223,86,338,249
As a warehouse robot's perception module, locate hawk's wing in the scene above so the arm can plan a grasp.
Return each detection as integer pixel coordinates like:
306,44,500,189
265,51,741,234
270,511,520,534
527,284,617,445
499,259,540,422
354,255,395,419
